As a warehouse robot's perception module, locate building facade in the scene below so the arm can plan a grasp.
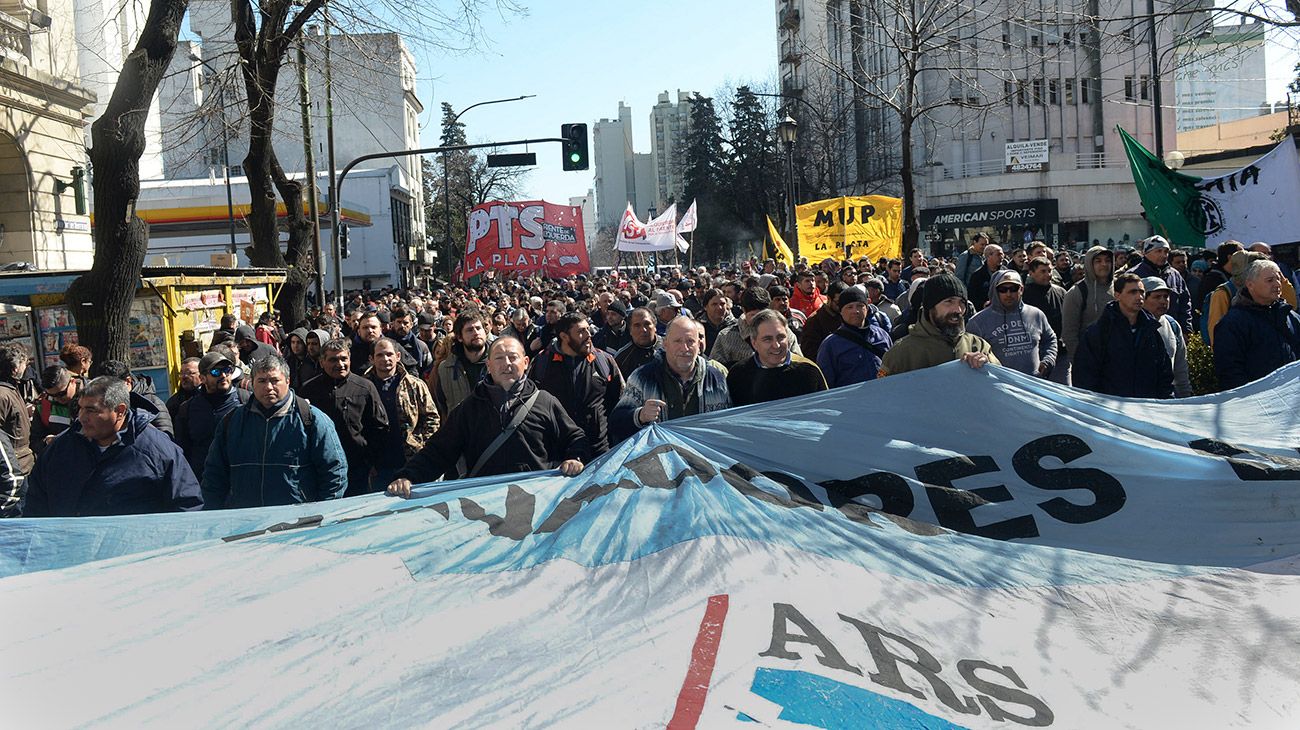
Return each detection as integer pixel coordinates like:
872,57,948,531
593,101,657,230
777,0,1187,256
1174,20,1269,133
649,90,695,210
149,2,429,289
0,0,95,269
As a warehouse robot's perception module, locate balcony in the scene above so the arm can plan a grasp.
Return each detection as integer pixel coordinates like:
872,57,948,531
779,6,800,30
780,40,801,64
780,77,804,98
939,152,1127,180
0,9,31,64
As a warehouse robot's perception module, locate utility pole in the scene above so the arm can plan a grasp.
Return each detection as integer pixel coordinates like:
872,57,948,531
1146,0,1164,155
324,0,342,307
297,35,324,307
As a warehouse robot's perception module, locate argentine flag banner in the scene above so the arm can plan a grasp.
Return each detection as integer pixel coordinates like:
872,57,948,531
1,363,1298,728
1120,126,1300,250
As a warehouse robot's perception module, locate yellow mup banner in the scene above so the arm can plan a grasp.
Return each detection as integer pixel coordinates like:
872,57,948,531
796,195,903,264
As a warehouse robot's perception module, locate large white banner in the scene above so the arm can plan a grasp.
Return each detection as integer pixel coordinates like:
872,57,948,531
616,203,680,253
2,363,1299,727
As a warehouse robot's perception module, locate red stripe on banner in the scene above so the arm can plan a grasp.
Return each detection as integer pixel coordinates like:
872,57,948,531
667,594,730,730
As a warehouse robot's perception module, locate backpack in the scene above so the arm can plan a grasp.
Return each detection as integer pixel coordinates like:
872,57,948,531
220,394,315,445
1199,281,1237,342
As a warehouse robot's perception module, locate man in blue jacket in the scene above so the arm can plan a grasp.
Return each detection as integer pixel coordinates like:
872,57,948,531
816,287,892,388
22,377,202,516
202,354,347,509
1213,259,1300,390
1072,273,1174,398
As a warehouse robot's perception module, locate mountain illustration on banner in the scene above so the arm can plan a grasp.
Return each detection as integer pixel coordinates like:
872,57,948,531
1118,127,1300,249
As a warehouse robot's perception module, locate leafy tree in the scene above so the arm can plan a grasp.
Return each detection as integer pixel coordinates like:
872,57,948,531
680,94,729,263
726,86,782,243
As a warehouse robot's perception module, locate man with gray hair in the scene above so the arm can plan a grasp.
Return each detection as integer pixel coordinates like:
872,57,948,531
299,337,389,496
22,376,202,516
202,354,347,509
1212,259,1300,390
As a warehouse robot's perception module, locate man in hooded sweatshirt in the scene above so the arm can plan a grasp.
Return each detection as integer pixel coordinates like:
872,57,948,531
966,270,1057,377
1059,245,1115,385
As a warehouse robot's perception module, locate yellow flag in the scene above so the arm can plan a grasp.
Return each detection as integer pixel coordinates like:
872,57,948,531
795,195,903,264
765,215,794,265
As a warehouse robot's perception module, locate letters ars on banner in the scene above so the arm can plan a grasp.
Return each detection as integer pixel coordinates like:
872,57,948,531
463,200,590,278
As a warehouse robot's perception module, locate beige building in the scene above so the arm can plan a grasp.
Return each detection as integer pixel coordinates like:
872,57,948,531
0,0,95,269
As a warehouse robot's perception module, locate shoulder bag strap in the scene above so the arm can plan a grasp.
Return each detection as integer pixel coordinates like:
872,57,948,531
465,390,541,478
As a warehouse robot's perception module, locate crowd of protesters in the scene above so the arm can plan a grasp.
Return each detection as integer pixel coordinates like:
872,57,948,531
3,234,1298,517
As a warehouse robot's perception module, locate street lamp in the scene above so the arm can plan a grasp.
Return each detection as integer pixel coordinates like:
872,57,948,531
442,94,535,279
190,53,238,256
777,114,799,255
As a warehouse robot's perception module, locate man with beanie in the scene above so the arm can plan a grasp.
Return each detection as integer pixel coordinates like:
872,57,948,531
816,286,893,388
592,299,632,355
966,270,1057,377
1127,235,1193,335
879,272,999,376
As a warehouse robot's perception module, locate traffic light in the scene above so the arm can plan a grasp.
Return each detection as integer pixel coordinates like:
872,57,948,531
339,223,350,259
561,123,588,171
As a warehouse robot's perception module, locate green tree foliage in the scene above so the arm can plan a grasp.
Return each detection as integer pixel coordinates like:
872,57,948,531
680,94,729,263
726,86,781,243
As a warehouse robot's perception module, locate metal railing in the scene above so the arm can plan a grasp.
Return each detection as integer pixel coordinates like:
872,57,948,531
939,152,1127,180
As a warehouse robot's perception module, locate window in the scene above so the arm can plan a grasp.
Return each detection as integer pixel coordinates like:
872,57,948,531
1140,75,1150,100
1004,79,1013,100
1032,78,1043,105
1002,33,1010,49
1125,76,1136,101
1122,25,1133,42
1081,77,1092,104
1031,34,1041,47
1063,31,1073,47
1065,77,1076,105
1017,79,1027,106
230,165,243,176
1049,79,1059,105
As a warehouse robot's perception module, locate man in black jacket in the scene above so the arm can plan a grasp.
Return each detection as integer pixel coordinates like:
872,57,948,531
615,307,660,378
385,337,587,497
234,325,280,366
174,349,249,481
300,337,389,496
530,312,623,457
95,360,175,439
1073,273,1174,398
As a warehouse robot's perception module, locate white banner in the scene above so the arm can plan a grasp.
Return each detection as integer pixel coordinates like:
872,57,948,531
676,199,698,233
1197,137,1300,248
616,203,680,252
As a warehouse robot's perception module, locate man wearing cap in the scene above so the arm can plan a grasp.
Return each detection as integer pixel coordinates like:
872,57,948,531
175,349,250,481
879,273,999,376
966,270,1057,377
968,244,1006,311
653,291,683,335
1128,236,1193,335
863,277,902,324
1141,276,1192,397
592,299,632,355
817,287,893,388
1072,273,1173,398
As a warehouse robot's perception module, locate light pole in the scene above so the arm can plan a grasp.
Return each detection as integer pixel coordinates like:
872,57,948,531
777,114,799,256
190,53,238,256
442,95,534,279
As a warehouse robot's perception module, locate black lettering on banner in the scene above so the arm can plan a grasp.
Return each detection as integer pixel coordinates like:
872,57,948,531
915,456,1039,540
957,660,1055,727
722,462,824,512
1012,435,1126,524
459,484,535,541
1188,438,1300,481
819,471,915,524
759,603,862,675
815,210,835,227
838,614,981,716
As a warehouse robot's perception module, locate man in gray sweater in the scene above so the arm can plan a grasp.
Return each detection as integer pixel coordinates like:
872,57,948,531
967,270,1058,377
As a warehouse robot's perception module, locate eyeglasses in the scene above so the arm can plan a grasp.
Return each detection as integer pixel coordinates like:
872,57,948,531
208,365,235,377
996,285,1022,294
44,382,73,400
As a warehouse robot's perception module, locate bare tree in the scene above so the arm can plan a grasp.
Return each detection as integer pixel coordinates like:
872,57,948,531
65,0,189,362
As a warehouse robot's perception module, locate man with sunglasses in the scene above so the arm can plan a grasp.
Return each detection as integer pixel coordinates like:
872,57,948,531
32,364,81,458
174,348,249,481
967,270,1058,378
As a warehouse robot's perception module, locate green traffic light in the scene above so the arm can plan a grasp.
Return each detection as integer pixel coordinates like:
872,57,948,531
570,152,582,163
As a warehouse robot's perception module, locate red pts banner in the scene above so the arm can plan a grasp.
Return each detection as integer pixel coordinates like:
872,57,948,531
463,200,590,278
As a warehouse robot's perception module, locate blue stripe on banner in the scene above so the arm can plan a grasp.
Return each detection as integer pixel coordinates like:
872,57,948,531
743,667,970,729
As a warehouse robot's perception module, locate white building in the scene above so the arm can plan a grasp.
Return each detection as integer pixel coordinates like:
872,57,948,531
0,0,96,269
150,3,430,289
1174,20,1269,133
568,190,597,249
777,0,1186,256
649,90,696,210
593,102,657,229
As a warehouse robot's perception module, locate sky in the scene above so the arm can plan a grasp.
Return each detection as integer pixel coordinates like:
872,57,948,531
407,0,779,204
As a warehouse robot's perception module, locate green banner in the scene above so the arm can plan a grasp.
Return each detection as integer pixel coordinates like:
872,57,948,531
1118,127,1206,247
